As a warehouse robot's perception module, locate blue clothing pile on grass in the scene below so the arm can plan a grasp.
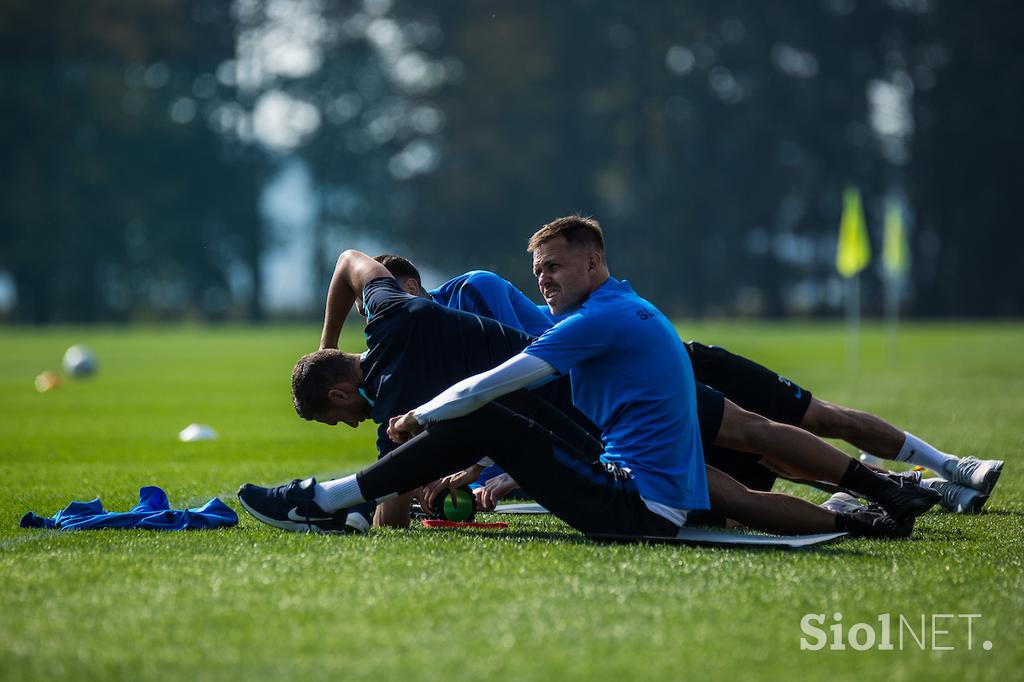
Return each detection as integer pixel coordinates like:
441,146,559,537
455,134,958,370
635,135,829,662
20,486,237,530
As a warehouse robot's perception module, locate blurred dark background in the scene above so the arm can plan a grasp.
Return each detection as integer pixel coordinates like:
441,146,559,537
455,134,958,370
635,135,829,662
1,0,1021,323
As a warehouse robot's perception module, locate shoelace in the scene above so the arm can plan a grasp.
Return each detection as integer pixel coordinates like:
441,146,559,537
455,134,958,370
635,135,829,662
950,457,979,484
885,470,921,490
278,480,324,524
931,480,963,509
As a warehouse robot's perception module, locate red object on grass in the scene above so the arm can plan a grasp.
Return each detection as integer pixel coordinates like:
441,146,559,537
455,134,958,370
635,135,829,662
421,519,508,530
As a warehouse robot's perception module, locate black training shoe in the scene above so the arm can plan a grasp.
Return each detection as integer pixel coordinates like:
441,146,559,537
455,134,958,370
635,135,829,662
237,478,371,534
838,504,915,539
874,475,942,521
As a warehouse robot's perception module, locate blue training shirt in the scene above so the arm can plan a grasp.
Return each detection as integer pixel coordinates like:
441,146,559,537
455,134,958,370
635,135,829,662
20,486,238,531
524,277,709,512
430,271,554,338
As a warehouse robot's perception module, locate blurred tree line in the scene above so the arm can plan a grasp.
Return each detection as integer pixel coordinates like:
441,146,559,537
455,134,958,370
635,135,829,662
1,0,1021,322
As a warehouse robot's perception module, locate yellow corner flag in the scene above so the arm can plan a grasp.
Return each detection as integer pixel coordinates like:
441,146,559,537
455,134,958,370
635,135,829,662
882,197,909,278
836,186,871,278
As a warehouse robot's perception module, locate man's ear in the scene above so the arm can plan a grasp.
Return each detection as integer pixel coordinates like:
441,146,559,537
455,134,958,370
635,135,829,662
327,384,354,405
399,277,420,297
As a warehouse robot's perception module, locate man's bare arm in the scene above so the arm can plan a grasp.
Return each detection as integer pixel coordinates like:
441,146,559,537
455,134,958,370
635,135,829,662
319,250,393,350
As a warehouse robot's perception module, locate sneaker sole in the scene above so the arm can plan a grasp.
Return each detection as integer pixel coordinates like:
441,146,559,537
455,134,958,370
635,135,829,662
959,493,990,514
237,495,349,534
887,522,915,539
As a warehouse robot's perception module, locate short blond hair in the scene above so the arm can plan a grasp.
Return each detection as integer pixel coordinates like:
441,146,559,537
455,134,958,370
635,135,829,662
527,215,605,253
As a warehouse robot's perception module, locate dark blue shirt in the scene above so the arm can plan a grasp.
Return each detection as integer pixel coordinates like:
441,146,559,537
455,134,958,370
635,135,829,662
359,277,535,456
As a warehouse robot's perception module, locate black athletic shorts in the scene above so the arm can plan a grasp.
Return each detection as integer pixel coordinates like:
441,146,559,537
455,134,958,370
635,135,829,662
686,341,813,426
695,383,778,494
696,382,726,444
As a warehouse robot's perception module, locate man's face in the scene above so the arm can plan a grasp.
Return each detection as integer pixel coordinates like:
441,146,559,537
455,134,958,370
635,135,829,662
532,236,596,315
312,383,372,428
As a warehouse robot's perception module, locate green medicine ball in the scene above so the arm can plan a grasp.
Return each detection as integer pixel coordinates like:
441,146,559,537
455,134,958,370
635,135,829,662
433,487,476,522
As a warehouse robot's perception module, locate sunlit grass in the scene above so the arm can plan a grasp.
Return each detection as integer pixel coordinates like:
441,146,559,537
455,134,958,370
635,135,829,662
1,323,1021,681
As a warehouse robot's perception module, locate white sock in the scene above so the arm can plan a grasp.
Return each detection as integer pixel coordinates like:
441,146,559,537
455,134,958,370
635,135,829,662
313,475,366,513
893,432,959,474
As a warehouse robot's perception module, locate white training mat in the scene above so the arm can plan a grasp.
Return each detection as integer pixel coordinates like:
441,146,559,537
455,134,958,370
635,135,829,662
492,502,550,514
589,528,847,549
491,502,846,548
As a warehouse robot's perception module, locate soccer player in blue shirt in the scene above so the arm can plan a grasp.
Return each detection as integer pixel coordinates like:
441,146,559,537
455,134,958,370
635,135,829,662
381,254,979,517
388,216,708,527
241,245,695,537
386,215,940,530
238,219,919,538
377,243,940,528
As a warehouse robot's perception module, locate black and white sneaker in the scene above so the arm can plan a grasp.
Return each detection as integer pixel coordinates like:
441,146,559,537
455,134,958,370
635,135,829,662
923,477,990,514
944,456,1003,495
874,474,942,521
237,478,372,534
838,504,915,539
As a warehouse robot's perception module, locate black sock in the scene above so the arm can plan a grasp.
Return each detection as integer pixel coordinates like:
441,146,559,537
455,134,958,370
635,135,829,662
838,459,894,501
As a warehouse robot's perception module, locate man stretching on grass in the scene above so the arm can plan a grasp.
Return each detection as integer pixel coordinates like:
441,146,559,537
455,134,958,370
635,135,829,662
240,219,917,538
378,254,999,514
370,253,940,527
239,241,708,538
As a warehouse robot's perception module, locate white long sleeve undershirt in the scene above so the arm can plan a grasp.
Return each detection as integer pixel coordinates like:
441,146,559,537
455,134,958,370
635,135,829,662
413,352,557,425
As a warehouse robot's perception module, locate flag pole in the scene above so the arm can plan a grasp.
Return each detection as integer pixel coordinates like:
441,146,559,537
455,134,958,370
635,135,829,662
836,185,871,375
885,272,898,366
847,274,860,373
882,195,908,367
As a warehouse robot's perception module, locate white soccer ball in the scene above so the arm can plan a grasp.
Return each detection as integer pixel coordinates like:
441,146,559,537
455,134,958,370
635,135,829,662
62,345,98,378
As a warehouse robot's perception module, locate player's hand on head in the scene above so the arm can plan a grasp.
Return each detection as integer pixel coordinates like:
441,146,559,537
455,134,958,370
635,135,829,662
387,411,423,443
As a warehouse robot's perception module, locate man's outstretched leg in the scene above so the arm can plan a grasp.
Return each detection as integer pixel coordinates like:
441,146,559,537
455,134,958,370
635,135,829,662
800,398,1002,496
235,477,374,534
687,341,1003,510
714,399,940,522
239,392,679,538
700,467,912,539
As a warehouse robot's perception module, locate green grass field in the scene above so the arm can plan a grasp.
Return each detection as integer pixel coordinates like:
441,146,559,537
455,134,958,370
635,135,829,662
1,323,1021,681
